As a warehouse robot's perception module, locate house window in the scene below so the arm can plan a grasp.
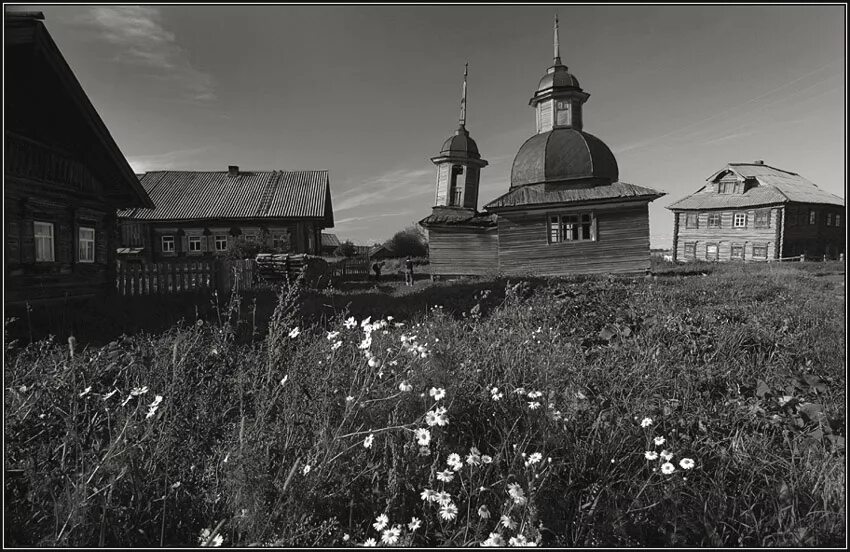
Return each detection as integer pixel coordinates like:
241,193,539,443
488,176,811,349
548,213,594,243
34,221,55,262
836,214,842,228
684,242,697,260
733,212,747,228
161,235,175,253
754,209,771,229
733,182,743,194
78,227,95,263
706,243,719,261
189,236,203,253
809,210,816,225
826,213,833,226
707,213,721,228
752,244,768,259
684,213,699,229
731,243,744,260
718,181,732,194
215,235,228,252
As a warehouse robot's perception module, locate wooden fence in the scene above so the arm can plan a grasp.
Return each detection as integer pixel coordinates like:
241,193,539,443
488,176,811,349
326,256,370,279
116,259,217,296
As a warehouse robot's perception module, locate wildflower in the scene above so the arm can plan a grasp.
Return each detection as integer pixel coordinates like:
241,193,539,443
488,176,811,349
408,517,422,531
436,491,452,506
414,428,431,446
171,481,181,489
399,381,413,392
368,357,382,368
343,534,350,542
327,331,340,340
679,458,695,470
527,390,543,399
481,455,493,464
362,537,377,547
79,386,92,398
358,336,372,350
363,434,374,448
130,386,149,396
420,488,439,502
477,504,491,519
418,446,431,457
437,469,455,483
466,447,482,466
429,387,446,401
644,451,658,460
331,341,342,350
146,395,163,419
360,316,372,328
661,462,676,475
509,535,535,547
514,387,527,395
528,401,541,410
280,375,288,386
640,417,653,428
381,526,401,545
482,533,505,547
507,483,527,505
490,387,503,401
660,450,674,461
525,452,543,466
18,385,28,393
447,453,463,471
373,513,389,531
346,395,355,403
439,502,458,521
344,317,357,329
425,406,449,427
500,514,518,530
302,464,311,476
653,436,666,446
288,327,301,338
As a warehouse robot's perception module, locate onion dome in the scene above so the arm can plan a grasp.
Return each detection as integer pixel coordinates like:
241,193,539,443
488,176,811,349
438,126,481,159
510,128,618,188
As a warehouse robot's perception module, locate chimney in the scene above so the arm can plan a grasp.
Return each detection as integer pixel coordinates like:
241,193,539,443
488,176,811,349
228,165,239,177
753,160,764,165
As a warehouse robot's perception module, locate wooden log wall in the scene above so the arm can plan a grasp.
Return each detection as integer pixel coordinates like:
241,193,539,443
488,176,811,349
673,208,781,261
427,226,498,277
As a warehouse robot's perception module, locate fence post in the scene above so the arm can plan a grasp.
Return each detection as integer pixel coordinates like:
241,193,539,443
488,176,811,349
799,254,805,262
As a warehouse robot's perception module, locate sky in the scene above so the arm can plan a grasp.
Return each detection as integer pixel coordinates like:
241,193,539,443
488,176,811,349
10,4,846,247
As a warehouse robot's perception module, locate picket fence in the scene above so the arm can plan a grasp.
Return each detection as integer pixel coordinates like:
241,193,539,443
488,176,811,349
116,259,256,296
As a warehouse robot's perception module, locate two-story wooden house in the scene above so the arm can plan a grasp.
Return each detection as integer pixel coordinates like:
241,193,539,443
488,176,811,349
117,167,334,261
668,162,845,262
5,12,155,304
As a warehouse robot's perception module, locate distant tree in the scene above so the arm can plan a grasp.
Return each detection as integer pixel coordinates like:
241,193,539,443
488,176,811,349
384,224,428,258
226,234,273,260
337,240,357,258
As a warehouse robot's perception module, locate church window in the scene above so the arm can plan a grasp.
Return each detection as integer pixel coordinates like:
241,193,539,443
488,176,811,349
449,165,464,206
548,213,594,243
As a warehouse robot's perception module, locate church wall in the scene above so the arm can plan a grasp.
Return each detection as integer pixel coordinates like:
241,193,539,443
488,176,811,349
497,203,651,275
427,225,499,277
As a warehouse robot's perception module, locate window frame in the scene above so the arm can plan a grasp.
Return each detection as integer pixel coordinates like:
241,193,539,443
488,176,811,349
707,212,722,228
733,212,748,228
836,214,842,228
33,221,55,263
809,210,816,225
547,212,595,244
705,243,719,261
730,243,744,260
826,213,833,226
752,244,768,259
753,209,771,229
161,235,175,253
684,242,697,260
214,234,228,252
78,226,96,263
684,212,699,229
188,235,203,254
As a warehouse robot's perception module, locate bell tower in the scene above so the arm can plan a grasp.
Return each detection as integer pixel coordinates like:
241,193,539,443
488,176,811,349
431,63,488,213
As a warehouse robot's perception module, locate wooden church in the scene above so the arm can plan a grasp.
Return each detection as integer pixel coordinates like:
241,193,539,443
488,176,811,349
420,17,665,278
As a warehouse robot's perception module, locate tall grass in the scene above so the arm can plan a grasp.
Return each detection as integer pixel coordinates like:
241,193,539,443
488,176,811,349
4,263,845,546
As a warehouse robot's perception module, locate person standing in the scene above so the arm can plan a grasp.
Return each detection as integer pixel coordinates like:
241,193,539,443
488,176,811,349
404,256,415,286
372,261,383,282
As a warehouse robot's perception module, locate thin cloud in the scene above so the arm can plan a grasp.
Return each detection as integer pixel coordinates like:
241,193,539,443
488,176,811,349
78,6,215,102
126,147,211,173
335,211,415,226
334,168,433,212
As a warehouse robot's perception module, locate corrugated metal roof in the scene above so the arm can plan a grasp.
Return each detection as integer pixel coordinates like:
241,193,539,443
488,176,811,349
668,163,844,210
118,170,332,222
419,211,497,227
321,233,340,247
485,181,664,210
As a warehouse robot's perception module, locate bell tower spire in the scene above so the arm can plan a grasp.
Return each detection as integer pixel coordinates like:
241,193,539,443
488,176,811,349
554,14,561,65
459,62,468,128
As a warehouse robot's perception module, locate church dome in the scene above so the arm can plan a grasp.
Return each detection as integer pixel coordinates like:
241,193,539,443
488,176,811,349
535,64,581,94
510,128,618,188
438,126,480,159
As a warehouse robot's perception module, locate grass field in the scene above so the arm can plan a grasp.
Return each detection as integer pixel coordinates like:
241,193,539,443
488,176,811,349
4,261,845,547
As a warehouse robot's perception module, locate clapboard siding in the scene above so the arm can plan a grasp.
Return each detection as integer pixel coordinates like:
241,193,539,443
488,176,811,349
498,203,651,275
674,208,780,261
427,226,498,276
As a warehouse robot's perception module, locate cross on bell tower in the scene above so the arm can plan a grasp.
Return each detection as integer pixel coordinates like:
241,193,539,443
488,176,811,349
431,63,488,212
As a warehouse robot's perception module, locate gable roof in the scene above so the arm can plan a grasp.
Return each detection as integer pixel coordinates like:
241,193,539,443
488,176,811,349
118,170,333,225
667,163,845,210
321,233,341,248
485,181,664,211
5,12,153,208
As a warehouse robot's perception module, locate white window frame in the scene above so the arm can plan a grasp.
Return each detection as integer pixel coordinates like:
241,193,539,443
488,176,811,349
161,235,175,253
548,212,595,244
214,234,228,252
78,226,95,263
188,235,203,253
705,243,719,261
34,221,55,262
733,212,747,228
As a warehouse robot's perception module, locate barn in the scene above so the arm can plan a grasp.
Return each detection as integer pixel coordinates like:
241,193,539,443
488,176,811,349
4,12,155,304
420,18,665,278
668,162,845,262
